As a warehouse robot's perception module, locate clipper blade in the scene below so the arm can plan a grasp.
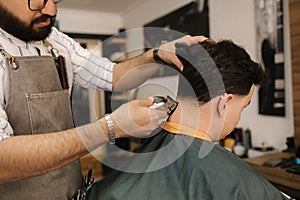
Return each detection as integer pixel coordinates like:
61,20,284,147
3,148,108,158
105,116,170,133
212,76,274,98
151,95,178,115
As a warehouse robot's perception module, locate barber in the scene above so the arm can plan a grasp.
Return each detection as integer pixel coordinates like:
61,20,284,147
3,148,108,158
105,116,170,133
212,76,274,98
0,0,206,199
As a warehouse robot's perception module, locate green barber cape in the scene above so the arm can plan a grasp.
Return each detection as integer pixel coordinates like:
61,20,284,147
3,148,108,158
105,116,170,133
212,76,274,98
86,129,288,200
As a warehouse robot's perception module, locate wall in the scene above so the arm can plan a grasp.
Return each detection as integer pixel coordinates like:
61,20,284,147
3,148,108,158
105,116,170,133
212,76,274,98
122,0,193,28
57,8,122,35
210,0,293,150
122,0,194,57
122,0,294,150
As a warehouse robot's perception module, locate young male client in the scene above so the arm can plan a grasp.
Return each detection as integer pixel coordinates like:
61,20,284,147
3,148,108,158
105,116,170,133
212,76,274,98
85,40,289,200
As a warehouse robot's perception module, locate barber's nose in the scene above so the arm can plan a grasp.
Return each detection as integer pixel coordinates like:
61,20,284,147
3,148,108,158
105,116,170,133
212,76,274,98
40,0,57,16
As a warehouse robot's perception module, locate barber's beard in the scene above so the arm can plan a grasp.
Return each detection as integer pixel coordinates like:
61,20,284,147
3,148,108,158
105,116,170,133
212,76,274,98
0,4,56,42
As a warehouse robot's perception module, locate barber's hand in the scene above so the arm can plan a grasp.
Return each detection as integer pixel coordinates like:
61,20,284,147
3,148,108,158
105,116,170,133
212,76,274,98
110,97,168,138
156,35,211,71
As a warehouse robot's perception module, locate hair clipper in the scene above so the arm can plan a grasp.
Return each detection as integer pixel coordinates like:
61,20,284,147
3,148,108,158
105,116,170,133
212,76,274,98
150,95,178,115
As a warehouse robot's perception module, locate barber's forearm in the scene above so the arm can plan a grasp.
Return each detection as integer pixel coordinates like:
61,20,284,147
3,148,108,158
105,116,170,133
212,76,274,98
0,119,109,183
112,35,209,91
112,49,160,91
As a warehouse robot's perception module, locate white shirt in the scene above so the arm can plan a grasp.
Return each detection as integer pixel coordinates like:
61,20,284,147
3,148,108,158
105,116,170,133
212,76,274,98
0,27,115,141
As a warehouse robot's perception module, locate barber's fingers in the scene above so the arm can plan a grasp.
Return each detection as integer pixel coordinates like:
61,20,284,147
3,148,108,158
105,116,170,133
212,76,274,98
204,38,217,44
142,96,168,119
149,108,169,128
138,96,154,107
174,35,216,46
189,35,209,44
130,97,168,125
174,35,208,45
158,43,184,71
158,35,215,71
110,97,168,138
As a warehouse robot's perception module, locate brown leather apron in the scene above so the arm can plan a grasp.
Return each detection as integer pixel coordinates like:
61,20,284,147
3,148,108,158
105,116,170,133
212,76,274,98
0,48,82,199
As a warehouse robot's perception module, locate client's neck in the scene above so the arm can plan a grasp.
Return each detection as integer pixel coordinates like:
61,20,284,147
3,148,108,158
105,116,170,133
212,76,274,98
167,98,212,135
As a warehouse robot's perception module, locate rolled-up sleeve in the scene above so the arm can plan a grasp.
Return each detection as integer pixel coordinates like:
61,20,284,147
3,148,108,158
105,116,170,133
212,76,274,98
73,52,115,91
0,59,13,142
0,106,13,142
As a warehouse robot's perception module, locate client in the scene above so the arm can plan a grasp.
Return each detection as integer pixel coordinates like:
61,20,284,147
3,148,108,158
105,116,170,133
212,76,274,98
85,40,288,200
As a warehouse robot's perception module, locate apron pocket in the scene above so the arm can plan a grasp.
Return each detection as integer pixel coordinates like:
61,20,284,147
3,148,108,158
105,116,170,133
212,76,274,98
25,90,74,134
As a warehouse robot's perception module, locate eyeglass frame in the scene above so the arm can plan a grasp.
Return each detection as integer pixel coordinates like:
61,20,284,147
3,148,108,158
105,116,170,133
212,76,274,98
28,0,62,11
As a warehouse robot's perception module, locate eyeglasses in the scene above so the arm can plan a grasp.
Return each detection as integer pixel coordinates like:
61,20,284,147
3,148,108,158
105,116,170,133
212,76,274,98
28,0,62,11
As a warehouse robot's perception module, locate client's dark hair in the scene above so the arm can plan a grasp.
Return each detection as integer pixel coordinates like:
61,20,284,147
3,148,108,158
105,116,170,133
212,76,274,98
175,40,265,103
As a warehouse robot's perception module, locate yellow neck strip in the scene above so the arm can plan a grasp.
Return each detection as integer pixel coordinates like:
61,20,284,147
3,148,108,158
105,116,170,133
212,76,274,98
162,122,212,142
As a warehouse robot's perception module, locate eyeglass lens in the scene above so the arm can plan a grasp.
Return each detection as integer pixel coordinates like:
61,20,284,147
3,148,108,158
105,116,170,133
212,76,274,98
29,0,61,11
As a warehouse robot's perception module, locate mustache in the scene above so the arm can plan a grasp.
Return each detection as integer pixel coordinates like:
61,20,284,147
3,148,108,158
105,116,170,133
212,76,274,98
32,14,56,24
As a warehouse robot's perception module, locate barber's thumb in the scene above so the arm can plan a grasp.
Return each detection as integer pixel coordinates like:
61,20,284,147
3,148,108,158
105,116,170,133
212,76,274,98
139,96,154,107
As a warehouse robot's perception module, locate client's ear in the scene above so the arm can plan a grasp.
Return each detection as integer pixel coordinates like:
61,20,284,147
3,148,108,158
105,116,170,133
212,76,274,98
217,93,233,117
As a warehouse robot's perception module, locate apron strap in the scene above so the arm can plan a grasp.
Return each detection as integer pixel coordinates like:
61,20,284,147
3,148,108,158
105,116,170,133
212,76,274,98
44,40,69,89
0,44,19,70
43,40,58,58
